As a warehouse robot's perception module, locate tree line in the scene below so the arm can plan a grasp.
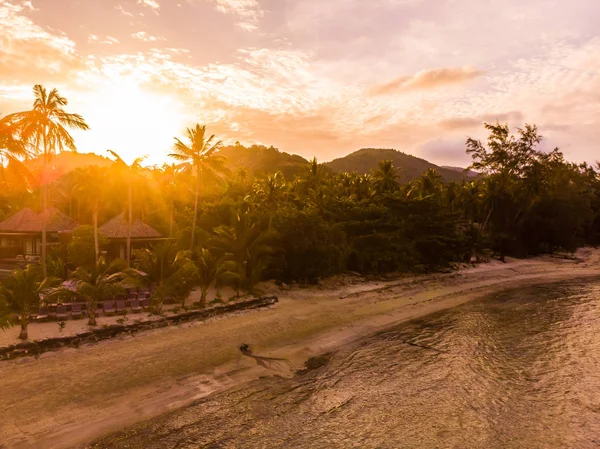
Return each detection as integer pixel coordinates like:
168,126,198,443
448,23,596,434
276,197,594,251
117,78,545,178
1,85,599,339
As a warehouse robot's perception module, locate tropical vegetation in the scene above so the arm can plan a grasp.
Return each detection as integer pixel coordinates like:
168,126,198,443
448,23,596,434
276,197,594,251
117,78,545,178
0,85,599,339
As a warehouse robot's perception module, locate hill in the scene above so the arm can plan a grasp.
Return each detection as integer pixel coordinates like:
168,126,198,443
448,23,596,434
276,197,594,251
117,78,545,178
218,144,310,179
441,166,478,178
324,148,467,182
22,151,112,183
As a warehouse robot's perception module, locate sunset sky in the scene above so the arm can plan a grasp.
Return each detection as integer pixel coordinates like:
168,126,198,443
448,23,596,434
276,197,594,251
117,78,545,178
1,0,599,166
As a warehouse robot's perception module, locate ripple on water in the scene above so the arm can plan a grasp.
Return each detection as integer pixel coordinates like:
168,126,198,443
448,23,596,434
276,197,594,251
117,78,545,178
92,278,600,449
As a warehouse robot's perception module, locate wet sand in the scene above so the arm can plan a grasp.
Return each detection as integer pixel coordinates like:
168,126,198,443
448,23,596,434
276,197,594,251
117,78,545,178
1,249,599,448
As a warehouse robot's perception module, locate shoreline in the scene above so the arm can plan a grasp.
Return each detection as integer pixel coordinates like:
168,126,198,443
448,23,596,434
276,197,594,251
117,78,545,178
1,249,599,449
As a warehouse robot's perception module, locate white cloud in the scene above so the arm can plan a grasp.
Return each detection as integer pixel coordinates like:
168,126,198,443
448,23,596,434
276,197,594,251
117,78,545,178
137,0,160,11
20,1,37,11
206,0,264,31
0,0,87,84
131,31,166,42
115,5,134,16
88,34,120,45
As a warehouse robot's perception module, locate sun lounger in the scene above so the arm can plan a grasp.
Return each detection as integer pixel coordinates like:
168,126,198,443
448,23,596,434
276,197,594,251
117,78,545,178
56,305,68,321
115,299,127,314
129,299,142,313
103,301,115,316
71,303,83,319
35,307,49,321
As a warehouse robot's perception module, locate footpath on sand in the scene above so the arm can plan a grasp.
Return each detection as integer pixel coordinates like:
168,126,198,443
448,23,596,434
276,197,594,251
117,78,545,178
1,248,599,449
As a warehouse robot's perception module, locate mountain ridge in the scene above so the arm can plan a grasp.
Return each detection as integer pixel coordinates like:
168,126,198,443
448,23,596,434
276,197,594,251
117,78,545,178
20,147,470,182
324,148,468,182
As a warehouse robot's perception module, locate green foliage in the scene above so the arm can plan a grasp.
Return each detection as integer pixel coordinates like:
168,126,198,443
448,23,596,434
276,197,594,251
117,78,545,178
47,246,70,280
0,113,599,301
212,210,275,292
465,123,600,259
194,247,237,307
49,257,142,326
0,265,61,339
273,210,347,283
219,143,309,179
132,244,195,306
371,160,400,194
69,225,108,268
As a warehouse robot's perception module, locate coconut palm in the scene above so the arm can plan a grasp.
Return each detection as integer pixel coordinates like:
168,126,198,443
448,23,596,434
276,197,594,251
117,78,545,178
212,211,274,293
371,160,399,194
73,166,109,263
0,115,25,155
251,171,286,230
0,265,60,340
0,115,32,190
194,247,237,308
64,258,141,326
415,168,443,199
107,150,148,265
158,163,179,238
132,244,200,307
4,85,89,277
169,124,228,248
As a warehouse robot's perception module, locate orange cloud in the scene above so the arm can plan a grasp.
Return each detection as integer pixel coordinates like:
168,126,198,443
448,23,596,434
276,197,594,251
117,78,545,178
438,111,524,130
131,31,166,42
368,66,484,96
207,0,264,30
0,2,87,84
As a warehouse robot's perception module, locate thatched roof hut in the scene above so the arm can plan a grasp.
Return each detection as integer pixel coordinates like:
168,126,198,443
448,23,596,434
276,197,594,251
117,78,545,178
99,213,162,239
0,207,77,233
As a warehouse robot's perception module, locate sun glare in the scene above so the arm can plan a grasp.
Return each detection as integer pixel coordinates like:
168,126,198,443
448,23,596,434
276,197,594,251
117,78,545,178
72,80,185,166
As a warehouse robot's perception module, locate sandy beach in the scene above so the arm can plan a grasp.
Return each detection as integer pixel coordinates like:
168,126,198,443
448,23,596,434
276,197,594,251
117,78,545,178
1,249,599,449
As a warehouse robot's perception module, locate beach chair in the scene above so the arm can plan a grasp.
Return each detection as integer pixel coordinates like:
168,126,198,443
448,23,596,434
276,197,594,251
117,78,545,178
35,307,49,321
71,303,83,319
56,305,68,321
140,297,150,309
103,300,116,316
129,299,142,313
115,299,127,314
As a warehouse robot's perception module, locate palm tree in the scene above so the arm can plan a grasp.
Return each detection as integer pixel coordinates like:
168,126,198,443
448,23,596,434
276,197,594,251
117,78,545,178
212,211,274,294
73,166,109,263
133,242,177,287
108,150,147,265
194,247,237,308
64,258,141,326
169,124,228,249
0,265,60,340
251,171,286,230
0,115,24,154
371,160,399,194
158,163,179,238
132,244,201,307
0,115,32,190
52,169,81,219
415,168,443,199
4,85,89,277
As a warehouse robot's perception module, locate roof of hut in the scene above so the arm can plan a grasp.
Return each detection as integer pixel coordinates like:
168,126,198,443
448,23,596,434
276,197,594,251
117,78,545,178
99,213,162,239
0,207,78,233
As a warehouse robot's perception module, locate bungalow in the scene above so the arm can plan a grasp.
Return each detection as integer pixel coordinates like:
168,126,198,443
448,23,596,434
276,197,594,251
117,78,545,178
99,213,166,259
0,207,78,261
